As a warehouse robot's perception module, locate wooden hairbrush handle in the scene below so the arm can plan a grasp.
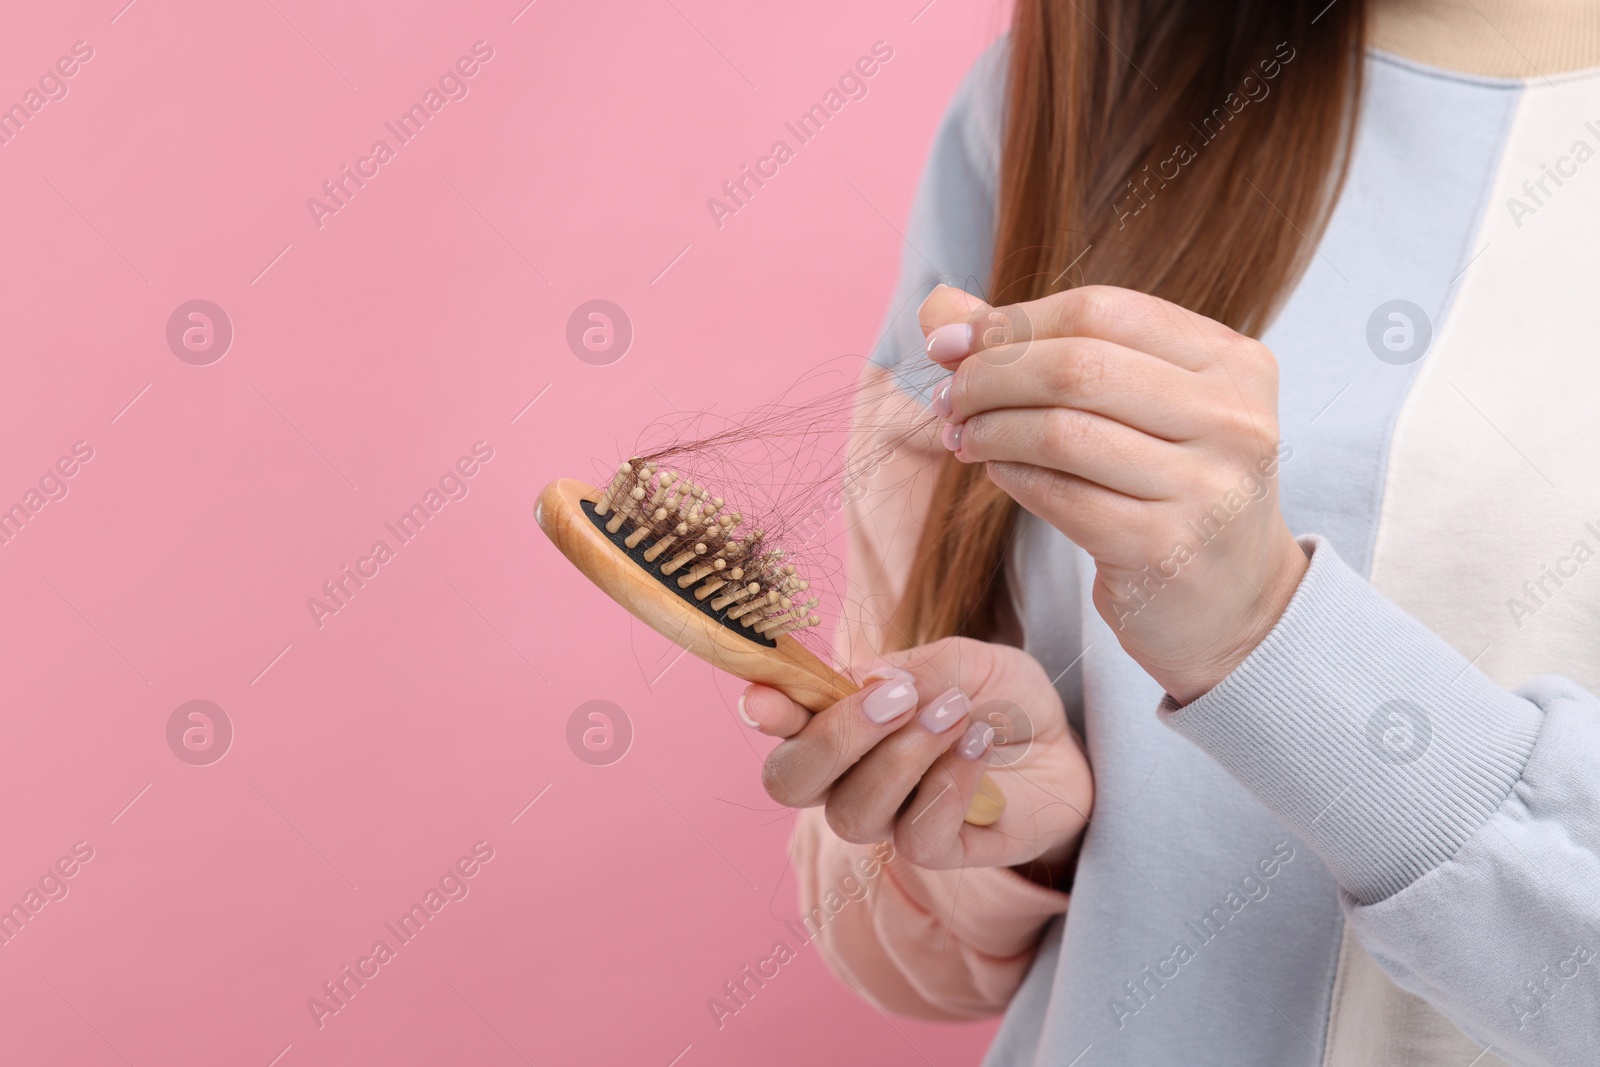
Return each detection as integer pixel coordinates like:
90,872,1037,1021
537,477,1005,827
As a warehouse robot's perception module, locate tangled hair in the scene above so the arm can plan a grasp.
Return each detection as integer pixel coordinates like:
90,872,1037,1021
600,355,948,656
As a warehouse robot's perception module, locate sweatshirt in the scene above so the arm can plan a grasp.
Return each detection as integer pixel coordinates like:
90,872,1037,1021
794,8,1600,1066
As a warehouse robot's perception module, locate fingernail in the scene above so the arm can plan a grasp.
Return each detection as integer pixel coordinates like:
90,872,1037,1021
940,422,963,453
737,693,761,730
862,673,919,724
957,721,994,760
919,688,969,733
926,323,973,365
930,377,953,419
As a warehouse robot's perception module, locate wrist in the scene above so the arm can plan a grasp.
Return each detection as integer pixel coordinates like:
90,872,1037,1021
1162,532,1310,706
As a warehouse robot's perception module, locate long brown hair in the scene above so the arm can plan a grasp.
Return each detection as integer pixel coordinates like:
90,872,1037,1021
894,0,1367,646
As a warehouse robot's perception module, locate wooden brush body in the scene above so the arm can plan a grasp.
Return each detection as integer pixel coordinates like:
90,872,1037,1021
537,476,1004,826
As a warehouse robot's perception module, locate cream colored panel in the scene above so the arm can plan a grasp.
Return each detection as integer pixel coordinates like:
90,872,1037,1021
1371,71,1600,695
1325,926,1507,1067
1331,73,1600,1067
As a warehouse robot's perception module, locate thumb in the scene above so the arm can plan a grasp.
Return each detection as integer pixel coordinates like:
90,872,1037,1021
917,283,991,336
915,286,998,369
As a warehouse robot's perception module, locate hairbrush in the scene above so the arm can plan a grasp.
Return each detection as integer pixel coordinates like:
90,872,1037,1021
536,462,1005,826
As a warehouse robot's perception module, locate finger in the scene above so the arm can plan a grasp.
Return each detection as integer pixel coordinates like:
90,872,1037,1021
920,285,989,367
739,684,810,739
949,407,1184,500
824,687,974,844
942,336,1203,442
760,668,922,809
893,720,1000,869
985,461,1150,564
919,283,990,336
974,286,1235,372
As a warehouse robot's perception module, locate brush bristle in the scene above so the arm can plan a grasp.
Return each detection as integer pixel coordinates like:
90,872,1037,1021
584,460,820,644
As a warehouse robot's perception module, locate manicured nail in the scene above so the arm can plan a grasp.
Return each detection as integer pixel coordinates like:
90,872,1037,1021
940,422,963,453
862,672,919,724
957,721,994,760
926,323,973,365
919,688,969,733
737,693,761,730
931,377,953,418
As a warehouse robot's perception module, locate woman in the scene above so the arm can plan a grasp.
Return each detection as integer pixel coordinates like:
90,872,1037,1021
739,1,1600,1064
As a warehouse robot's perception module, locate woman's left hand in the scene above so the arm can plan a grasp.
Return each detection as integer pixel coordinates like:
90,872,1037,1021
920,283,1308,705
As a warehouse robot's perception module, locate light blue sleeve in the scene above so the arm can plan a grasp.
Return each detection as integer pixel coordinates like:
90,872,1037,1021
867,36,1008,406
1163,535,1600,1066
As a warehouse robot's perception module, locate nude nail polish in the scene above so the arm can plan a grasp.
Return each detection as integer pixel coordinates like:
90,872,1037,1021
862,672,919,724
957,721,994,760
931,377,953,418
926,323,973,365
940,422,963,453
736,693,760,730
919,688,969,733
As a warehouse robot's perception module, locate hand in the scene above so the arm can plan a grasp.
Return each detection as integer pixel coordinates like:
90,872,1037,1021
744,637,1092,877
920,284,1308,705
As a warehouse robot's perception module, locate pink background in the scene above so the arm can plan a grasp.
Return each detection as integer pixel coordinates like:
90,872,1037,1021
0,1,1010,1064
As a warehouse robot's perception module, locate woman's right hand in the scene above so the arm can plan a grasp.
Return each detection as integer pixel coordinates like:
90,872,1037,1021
742,637,1094,875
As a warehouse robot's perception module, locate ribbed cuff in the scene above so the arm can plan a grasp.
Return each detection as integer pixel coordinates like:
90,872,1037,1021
1161,536,1544,904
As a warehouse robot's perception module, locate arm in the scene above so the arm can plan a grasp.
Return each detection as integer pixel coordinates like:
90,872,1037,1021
793,806,1069,1020
789,35,1074,1020
1161,536,1600,1065
795,367,1069,1021
914,256,1600,1059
